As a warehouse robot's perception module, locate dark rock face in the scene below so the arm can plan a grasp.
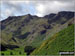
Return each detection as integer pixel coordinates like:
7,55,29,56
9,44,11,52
48,11,74,24
44,13,56,19
43,25,52,29
1,24,5,30
0,44,19,51
24,46,35,55
11,37,17,42
58,11,74,19
6,45,19,50
17,32,30,39
40,30,46,35
0,44,7,51
60,21,66,24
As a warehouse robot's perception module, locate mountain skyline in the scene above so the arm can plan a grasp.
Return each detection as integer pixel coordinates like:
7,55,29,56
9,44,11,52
1,11,75,21
1,0,75,21
0,11,74,55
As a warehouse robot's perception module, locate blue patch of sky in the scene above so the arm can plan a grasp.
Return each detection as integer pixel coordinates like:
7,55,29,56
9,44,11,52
0,2,36,21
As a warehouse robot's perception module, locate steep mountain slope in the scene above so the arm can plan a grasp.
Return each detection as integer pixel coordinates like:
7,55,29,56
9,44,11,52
1,11,74,45
0,11,74,52
31,24,74,55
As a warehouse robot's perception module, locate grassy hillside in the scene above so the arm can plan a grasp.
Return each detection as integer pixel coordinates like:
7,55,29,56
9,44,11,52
0,11,74,55
0,45,26,55
31,24,74,55
1,11,74,47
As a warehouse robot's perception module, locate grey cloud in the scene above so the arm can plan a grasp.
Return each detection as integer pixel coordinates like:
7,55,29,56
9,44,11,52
1,0,75,18
3,1,23,13
31,0,75,16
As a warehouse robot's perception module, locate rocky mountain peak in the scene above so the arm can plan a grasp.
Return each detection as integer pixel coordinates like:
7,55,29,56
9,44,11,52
58,11,74,19
44,13,56,19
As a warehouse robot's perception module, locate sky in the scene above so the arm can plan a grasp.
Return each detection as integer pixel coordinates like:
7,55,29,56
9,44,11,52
0,0,75,21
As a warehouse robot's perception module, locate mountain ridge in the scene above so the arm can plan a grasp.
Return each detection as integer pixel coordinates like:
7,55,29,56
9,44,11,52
0,11,74,55
1,11,74,22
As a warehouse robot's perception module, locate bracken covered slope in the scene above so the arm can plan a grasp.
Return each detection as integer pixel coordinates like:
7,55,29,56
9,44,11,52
31,24,74,55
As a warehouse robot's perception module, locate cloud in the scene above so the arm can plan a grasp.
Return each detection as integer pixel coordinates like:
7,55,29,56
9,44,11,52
32,0,75,17
0,0,33,20
0,0,75,21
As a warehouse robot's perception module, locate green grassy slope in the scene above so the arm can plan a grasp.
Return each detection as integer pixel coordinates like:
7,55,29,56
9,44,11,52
0,47,26,55
0,11,74,55
31,24,74,55
1,11,74,47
